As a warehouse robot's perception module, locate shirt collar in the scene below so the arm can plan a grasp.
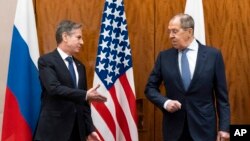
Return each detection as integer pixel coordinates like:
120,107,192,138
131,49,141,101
187,39,198,51
178,39,198,53
57,47,72,60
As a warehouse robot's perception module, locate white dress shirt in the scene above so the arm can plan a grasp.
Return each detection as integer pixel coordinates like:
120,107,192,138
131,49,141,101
163,39,199,109
57,47,79,87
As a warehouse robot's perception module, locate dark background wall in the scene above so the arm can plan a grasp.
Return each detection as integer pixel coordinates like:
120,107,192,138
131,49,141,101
34,0,250,140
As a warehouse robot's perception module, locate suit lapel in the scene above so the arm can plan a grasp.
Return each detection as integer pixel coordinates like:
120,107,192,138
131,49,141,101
189,43,207,90
74,58,82,88
53,50,68,70
54,50,76,87
172,49,185,91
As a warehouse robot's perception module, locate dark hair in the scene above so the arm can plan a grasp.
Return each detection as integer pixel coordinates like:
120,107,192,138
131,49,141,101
55,20,82,45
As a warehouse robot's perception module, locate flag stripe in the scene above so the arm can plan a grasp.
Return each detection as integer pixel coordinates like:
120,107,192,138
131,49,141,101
92,100,116,141
2,88,32,141
92,102,116,139
114,76,138,139
184,0,206,44
119,73,137,123
14,0,40,67
109,86,132,141
95,129,105,141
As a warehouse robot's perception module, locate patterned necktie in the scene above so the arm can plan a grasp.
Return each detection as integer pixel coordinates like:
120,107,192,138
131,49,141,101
66,56,77,88
181,49,191,91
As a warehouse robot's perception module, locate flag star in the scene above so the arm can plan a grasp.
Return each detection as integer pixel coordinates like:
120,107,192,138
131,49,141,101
115,56,122,64
98,51,107,61
116,45,123,55
117,34,124,43
125,38,130,45
110,43,116,52
105,6,113,16
112,21,118,29
103,18,111,28
120,23,127,32
124,47,131,57
123,58,129,67
96,62,105,72
121,13,126,21
111,31,116,40
105,75,113,85
101,28,110,39
106,64,113,74
115,0,123,7
113,9,120,17
108,53,114,62
114,67,120,75
99,40,108,49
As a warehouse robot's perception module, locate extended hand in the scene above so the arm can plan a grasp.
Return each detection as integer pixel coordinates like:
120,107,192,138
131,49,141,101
87,131,101,141
87,84,107,102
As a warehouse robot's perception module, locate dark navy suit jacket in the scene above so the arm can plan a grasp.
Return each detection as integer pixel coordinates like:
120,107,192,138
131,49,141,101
145,41,230,141
34,49,94,141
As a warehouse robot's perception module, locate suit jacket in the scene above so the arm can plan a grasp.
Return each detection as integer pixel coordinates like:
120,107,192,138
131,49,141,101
145,41,230,141
34,49,95,141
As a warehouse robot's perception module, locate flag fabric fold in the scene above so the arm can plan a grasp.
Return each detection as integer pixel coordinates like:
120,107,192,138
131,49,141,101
91,0,138,141
185,0,206,45
1,0,41,140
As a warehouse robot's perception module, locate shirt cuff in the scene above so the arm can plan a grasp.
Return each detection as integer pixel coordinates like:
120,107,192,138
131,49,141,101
163,99,172,110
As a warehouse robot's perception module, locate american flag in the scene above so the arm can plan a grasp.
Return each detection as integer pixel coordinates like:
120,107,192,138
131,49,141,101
91,0,138,141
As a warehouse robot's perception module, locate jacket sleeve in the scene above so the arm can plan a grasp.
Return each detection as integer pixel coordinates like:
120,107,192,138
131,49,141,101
214,50,230,132
38,56,87,103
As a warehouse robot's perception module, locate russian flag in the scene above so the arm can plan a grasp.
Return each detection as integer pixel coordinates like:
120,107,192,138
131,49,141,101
1,0,41,140
185,0,206,45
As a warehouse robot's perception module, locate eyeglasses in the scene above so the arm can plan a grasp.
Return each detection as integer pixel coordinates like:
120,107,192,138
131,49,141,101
168,29,181,35
168,28,191,35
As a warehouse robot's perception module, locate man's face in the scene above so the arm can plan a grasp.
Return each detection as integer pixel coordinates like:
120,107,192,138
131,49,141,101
65,28,84,54
168,18,191,50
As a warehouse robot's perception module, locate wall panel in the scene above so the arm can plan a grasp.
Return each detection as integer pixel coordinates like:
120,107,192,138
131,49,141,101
203,0,250,124
124,0,155,140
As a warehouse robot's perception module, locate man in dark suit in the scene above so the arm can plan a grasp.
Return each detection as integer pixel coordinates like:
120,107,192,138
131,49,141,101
34,20,107,141
145,14,230,141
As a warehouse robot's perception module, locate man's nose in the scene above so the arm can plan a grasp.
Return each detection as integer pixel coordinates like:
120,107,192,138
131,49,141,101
169,33,175,39
80,39,84,45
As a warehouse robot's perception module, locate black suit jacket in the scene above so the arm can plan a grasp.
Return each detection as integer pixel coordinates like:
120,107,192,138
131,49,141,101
145,41,230,141
34,49,94,141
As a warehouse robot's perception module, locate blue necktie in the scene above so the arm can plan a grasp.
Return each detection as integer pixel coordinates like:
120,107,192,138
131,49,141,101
181,49,191,91
66,56,77,88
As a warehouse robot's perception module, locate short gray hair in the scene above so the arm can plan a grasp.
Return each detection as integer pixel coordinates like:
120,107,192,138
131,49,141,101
55,20,82,45
172,13,194,31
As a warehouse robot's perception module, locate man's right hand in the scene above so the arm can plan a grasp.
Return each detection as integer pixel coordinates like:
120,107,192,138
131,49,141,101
166,100,182,113
86,84,107,102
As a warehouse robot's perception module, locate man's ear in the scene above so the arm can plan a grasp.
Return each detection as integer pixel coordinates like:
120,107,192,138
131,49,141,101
62,32,68,42
188,28,194,35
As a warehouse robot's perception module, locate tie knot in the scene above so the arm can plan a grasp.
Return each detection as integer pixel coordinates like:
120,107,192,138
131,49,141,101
182,48,189,54
66,56,73,63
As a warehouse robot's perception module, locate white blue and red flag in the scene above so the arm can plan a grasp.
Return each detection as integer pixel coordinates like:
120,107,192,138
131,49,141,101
1,0,41,140
91,0,138,140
